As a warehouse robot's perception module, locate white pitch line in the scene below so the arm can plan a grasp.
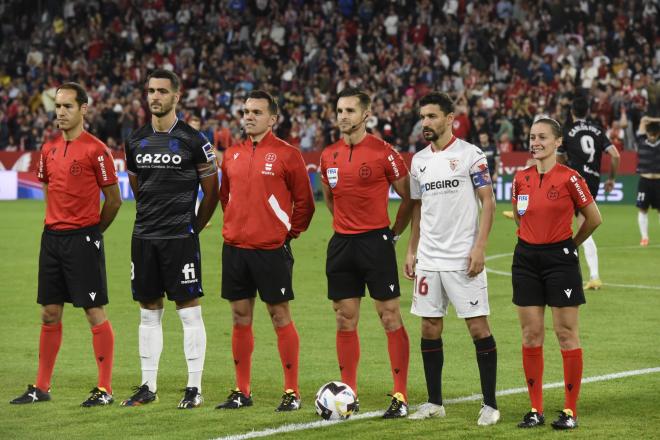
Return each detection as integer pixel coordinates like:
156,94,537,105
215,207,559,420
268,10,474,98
484,252,660,290
212,366,660,440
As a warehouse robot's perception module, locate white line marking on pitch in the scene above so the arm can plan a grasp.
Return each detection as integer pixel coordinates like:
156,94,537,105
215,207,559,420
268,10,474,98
212,367,660,440
484,252,660,290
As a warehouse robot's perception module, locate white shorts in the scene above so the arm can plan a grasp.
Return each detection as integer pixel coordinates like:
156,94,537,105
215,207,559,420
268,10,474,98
410,269,490,319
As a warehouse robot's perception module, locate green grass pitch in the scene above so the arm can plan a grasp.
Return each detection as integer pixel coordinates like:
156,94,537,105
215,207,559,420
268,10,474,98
0,200,659,439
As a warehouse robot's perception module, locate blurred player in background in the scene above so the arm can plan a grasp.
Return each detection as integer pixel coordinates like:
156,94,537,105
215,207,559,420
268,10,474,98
634,116,660,246
557,96,620,290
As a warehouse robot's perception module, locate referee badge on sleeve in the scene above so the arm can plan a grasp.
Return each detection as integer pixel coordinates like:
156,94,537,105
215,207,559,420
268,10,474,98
327,168,339,188
517,195,529,215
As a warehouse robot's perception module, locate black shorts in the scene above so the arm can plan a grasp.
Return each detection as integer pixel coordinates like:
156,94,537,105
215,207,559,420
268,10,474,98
636,177,660,210
584,175,600,199
512,238,586,307
326,228,400,301
221,242,295,304
131,235,204,303
38,225,108,308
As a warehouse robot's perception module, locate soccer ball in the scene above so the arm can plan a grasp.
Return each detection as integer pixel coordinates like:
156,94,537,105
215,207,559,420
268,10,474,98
314,381,357,420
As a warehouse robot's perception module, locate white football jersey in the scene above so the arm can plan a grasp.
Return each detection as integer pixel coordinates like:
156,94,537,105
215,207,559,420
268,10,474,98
410,137,490,271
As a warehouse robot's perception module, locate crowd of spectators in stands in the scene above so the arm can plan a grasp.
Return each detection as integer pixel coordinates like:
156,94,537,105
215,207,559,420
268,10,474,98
0,0,658,153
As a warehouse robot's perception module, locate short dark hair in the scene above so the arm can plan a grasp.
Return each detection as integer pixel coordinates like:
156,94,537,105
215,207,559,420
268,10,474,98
147,69,180,91
533,116,562,138
337,87,371,110
419,92,454,115
572,96,589,118
647,121,660,136
247,90,278,115
56,82,88,107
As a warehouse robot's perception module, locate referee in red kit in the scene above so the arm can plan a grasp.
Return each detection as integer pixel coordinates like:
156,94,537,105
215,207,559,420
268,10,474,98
216,90,315,412
320,87,414,418
511,116,601,430
10,83,122,407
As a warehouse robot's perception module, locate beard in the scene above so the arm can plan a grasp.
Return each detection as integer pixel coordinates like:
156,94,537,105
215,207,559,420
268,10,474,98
422,128,439,142
150,100,174,117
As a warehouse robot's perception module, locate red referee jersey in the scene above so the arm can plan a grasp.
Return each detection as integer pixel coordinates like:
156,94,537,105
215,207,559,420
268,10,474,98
37,131,118,230
320,134,408,234
220,130,315,250
512,163,594,244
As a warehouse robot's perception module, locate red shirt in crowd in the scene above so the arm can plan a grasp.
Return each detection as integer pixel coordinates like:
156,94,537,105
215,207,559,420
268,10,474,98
512,163,594,245
452,113,471,140
220,130,315,250
320,133,408,234
37,131,118,230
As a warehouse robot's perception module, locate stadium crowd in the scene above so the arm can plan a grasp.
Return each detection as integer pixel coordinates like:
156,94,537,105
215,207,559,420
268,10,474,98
0,0,658,153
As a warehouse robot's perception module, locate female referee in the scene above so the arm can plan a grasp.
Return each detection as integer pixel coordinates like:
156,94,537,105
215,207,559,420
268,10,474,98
511,116,602,430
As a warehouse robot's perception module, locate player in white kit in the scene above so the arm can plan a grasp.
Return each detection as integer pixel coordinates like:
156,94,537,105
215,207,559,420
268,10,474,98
404,92,499,426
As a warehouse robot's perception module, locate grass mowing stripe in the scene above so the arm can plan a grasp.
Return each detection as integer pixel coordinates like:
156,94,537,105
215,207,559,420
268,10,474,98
212,366,660,440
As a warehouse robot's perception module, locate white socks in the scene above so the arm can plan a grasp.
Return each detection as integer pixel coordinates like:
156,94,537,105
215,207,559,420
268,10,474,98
638,211,649,240
177,306,207,391
139,308,164,392
582,235,599,280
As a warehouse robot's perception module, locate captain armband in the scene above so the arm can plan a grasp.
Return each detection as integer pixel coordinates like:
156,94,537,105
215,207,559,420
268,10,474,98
470,168,492,188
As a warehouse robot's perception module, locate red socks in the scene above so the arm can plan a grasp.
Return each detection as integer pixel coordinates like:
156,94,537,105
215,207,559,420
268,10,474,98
232,323,254,395
275,322,300,395
336,330,360,395
386,326,409,400
35,323,62,391
91,320,114,394
561,348,583,415
233,322,299,396
522,345,544,413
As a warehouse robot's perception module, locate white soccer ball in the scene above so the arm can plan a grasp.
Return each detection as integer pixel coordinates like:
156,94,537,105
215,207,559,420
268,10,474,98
314,381,357,420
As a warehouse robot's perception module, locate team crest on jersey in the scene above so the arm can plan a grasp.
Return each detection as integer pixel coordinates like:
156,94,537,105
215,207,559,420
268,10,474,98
547,186,559,200
449,159,459,171
168,139,180,153
233,152,240,160
70,161,82,176
517,195,529,215
359,165,371,178
265,152,277,163
327,167,339,188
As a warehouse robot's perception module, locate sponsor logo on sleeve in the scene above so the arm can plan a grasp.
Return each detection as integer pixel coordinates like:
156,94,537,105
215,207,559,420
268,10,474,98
387,154,400,178
327,167,339,188
517,194,529,215
202,142,216,162
570,175,588,202
98,155,108,181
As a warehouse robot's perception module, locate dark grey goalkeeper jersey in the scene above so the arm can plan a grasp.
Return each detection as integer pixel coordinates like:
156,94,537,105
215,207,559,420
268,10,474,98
125,119,216,239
